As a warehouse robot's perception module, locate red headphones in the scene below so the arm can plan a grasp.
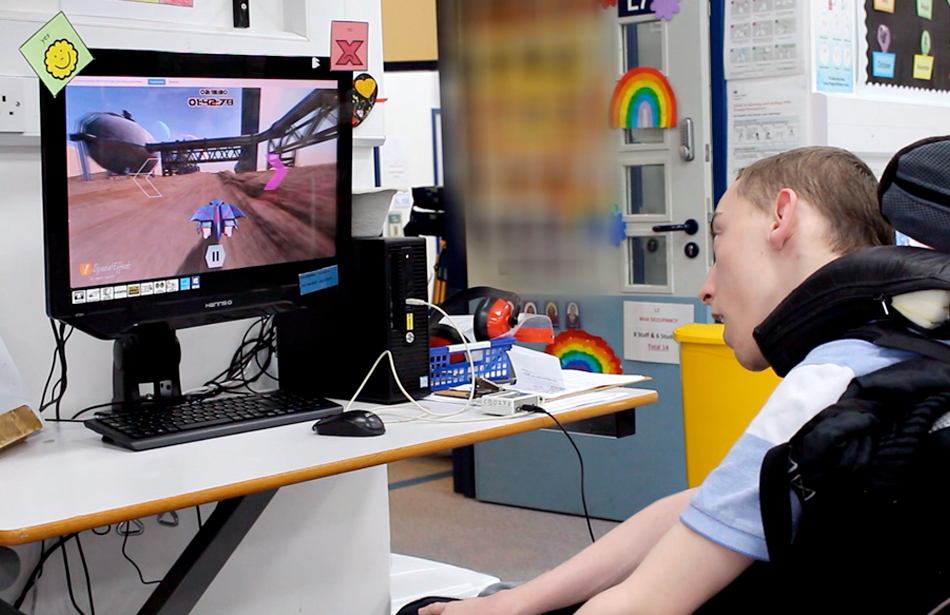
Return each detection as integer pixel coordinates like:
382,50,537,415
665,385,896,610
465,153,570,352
430,287,523,346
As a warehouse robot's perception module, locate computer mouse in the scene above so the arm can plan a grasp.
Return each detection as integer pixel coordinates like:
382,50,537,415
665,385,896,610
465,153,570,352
312,410,386,437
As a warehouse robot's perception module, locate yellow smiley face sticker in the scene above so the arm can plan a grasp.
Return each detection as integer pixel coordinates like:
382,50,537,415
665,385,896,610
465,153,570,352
44,39,79,80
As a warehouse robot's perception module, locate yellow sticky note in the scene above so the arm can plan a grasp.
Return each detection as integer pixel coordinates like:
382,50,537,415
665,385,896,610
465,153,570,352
874,0,895,11
914,54,935,79
18,12,93,97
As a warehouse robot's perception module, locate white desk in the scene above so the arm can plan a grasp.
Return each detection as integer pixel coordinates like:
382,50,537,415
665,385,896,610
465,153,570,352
0,389,657,614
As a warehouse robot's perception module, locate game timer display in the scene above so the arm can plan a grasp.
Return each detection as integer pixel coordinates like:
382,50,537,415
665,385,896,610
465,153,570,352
39,49,352,401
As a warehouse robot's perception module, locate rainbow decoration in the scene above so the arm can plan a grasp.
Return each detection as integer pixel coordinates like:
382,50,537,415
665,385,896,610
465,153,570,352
545,330,623,374
609,67,677,129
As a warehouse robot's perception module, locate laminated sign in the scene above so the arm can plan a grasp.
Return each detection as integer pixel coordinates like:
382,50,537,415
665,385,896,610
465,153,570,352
623,301,695,364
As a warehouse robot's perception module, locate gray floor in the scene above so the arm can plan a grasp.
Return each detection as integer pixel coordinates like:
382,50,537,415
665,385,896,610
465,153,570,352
388,452,620,582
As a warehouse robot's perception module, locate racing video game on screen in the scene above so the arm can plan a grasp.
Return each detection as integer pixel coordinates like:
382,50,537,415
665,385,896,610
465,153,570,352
64,78,339,289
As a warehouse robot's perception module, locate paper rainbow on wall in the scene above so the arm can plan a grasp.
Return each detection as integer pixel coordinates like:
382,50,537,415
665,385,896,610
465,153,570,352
545,330,623,374
609,67,677,129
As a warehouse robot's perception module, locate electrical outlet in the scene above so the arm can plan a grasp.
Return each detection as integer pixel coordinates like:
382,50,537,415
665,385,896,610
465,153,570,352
0,77,26,133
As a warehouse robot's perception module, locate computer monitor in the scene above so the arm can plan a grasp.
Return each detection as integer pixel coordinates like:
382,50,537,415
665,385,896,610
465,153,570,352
39,49,352,402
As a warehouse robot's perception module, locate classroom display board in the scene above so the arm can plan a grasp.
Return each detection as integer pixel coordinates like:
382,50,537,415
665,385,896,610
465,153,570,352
865,0,950,91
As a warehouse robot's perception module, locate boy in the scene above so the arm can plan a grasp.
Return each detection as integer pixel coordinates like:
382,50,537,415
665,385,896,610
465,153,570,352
420,147,894,615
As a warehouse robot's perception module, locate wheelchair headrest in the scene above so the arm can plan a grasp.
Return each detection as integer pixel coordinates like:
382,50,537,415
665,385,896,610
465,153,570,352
880,135,950,253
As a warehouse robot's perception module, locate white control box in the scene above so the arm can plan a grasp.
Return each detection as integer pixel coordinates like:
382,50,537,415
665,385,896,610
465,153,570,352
480,391,541,416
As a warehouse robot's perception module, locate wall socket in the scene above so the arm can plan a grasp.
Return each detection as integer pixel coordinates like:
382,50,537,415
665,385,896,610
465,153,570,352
0,77,26,133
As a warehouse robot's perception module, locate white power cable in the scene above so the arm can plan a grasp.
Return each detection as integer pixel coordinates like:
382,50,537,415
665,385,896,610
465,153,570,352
340,298,525,424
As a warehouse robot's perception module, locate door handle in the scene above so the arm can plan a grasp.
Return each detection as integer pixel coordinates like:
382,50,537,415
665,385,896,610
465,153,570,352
652,219,699,235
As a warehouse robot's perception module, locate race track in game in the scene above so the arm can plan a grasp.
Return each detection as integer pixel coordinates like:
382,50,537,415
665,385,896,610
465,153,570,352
66,165,337,287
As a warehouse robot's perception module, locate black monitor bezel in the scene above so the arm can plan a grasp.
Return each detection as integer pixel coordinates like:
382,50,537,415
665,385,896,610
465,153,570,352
40,48,352,340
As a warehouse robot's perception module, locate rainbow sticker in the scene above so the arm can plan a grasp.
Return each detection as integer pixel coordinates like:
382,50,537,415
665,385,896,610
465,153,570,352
609,67,677,129
545,330,623,374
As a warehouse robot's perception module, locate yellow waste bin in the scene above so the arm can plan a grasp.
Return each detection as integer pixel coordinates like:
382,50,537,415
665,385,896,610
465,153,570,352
674,324,782,487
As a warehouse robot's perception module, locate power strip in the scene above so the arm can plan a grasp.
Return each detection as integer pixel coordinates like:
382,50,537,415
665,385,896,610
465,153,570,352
480,391,541,416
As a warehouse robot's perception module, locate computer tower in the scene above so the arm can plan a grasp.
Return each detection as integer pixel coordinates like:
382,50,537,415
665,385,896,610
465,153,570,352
276,237,430,404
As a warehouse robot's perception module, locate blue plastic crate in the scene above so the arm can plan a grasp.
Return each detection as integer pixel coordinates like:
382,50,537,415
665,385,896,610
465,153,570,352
429,338,515,391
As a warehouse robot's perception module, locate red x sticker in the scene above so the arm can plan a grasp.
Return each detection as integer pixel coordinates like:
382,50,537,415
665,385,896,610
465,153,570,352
330,21,368,71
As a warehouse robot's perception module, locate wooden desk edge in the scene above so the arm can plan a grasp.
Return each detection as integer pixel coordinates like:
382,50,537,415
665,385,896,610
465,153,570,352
0,390,657,545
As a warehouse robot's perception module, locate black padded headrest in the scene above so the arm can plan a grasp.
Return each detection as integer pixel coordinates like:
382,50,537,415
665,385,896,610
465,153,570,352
879,135,950,252
754,246,950,377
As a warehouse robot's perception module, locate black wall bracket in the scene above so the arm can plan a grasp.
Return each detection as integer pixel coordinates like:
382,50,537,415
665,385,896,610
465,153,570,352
233,0,249,28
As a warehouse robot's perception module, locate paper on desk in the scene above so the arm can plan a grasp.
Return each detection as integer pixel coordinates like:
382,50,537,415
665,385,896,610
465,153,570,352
507,345,566,395
506,346,648,401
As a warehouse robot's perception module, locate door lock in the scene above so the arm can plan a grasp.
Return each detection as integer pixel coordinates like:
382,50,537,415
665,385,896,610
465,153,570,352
652,219,699,235
679,118,694,161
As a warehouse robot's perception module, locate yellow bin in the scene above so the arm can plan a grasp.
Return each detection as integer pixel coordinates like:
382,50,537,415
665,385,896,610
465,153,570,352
674,323,781,487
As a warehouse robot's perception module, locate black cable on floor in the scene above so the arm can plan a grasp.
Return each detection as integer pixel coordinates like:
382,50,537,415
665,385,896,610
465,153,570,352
522,404,596,544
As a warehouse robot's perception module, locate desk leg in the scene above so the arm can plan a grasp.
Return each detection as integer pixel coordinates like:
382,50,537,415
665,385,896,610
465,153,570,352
137,489,277,615
0,598,25,615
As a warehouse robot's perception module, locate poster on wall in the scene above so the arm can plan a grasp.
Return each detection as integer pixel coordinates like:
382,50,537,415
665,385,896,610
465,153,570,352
724,0,804,80
623,301,694,365
726,78,807,184
814,0,854,92
865,0,950,91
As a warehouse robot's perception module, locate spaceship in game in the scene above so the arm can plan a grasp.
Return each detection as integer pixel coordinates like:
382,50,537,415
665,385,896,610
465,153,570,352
69,111,158,176
189,199,247,242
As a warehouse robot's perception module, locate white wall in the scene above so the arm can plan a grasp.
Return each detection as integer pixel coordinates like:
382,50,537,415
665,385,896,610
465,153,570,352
0,1,384,414
377,70,441,189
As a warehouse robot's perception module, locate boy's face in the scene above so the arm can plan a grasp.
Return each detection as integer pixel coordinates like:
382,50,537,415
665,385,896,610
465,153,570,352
698,183,783,371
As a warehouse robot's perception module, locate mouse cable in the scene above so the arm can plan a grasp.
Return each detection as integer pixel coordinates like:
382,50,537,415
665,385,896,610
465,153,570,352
342,299,478,419
522,404,596,544
405,298,477,412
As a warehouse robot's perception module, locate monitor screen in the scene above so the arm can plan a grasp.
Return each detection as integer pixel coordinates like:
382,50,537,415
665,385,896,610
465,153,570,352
40,49,352,340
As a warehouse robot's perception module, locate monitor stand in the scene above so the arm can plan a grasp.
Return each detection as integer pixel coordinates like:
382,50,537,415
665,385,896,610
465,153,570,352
113,322,183,404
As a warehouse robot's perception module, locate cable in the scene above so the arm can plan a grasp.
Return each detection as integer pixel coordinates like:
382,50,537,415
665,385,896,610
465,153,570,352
59,537,87,615
195,506,203,529
39,319,74,421
73,533,95,615
119,522,161,586
367,299,538,425
338,298,482,423
13,535,76,610
187,316,277,399
523,404,596,544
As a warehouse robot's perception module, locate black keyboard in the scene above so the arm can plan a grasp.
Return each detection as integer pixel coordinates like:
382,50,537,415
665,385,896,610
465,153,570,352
84,390,342,451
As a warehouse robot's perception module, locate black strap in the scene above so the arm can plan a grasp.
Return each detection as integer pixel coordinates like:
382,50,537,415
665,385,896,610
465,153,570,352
760,444,794,563
846,322,950,364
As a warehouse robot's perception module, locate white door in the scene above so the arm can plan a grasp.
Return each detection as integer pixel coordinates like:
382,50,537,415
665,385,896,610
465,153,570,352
613,3,714,297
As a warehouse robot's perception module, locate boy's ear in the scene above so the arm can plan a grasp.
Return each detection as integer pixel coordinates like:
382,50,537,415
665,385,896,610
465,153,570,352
768,188,797,249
